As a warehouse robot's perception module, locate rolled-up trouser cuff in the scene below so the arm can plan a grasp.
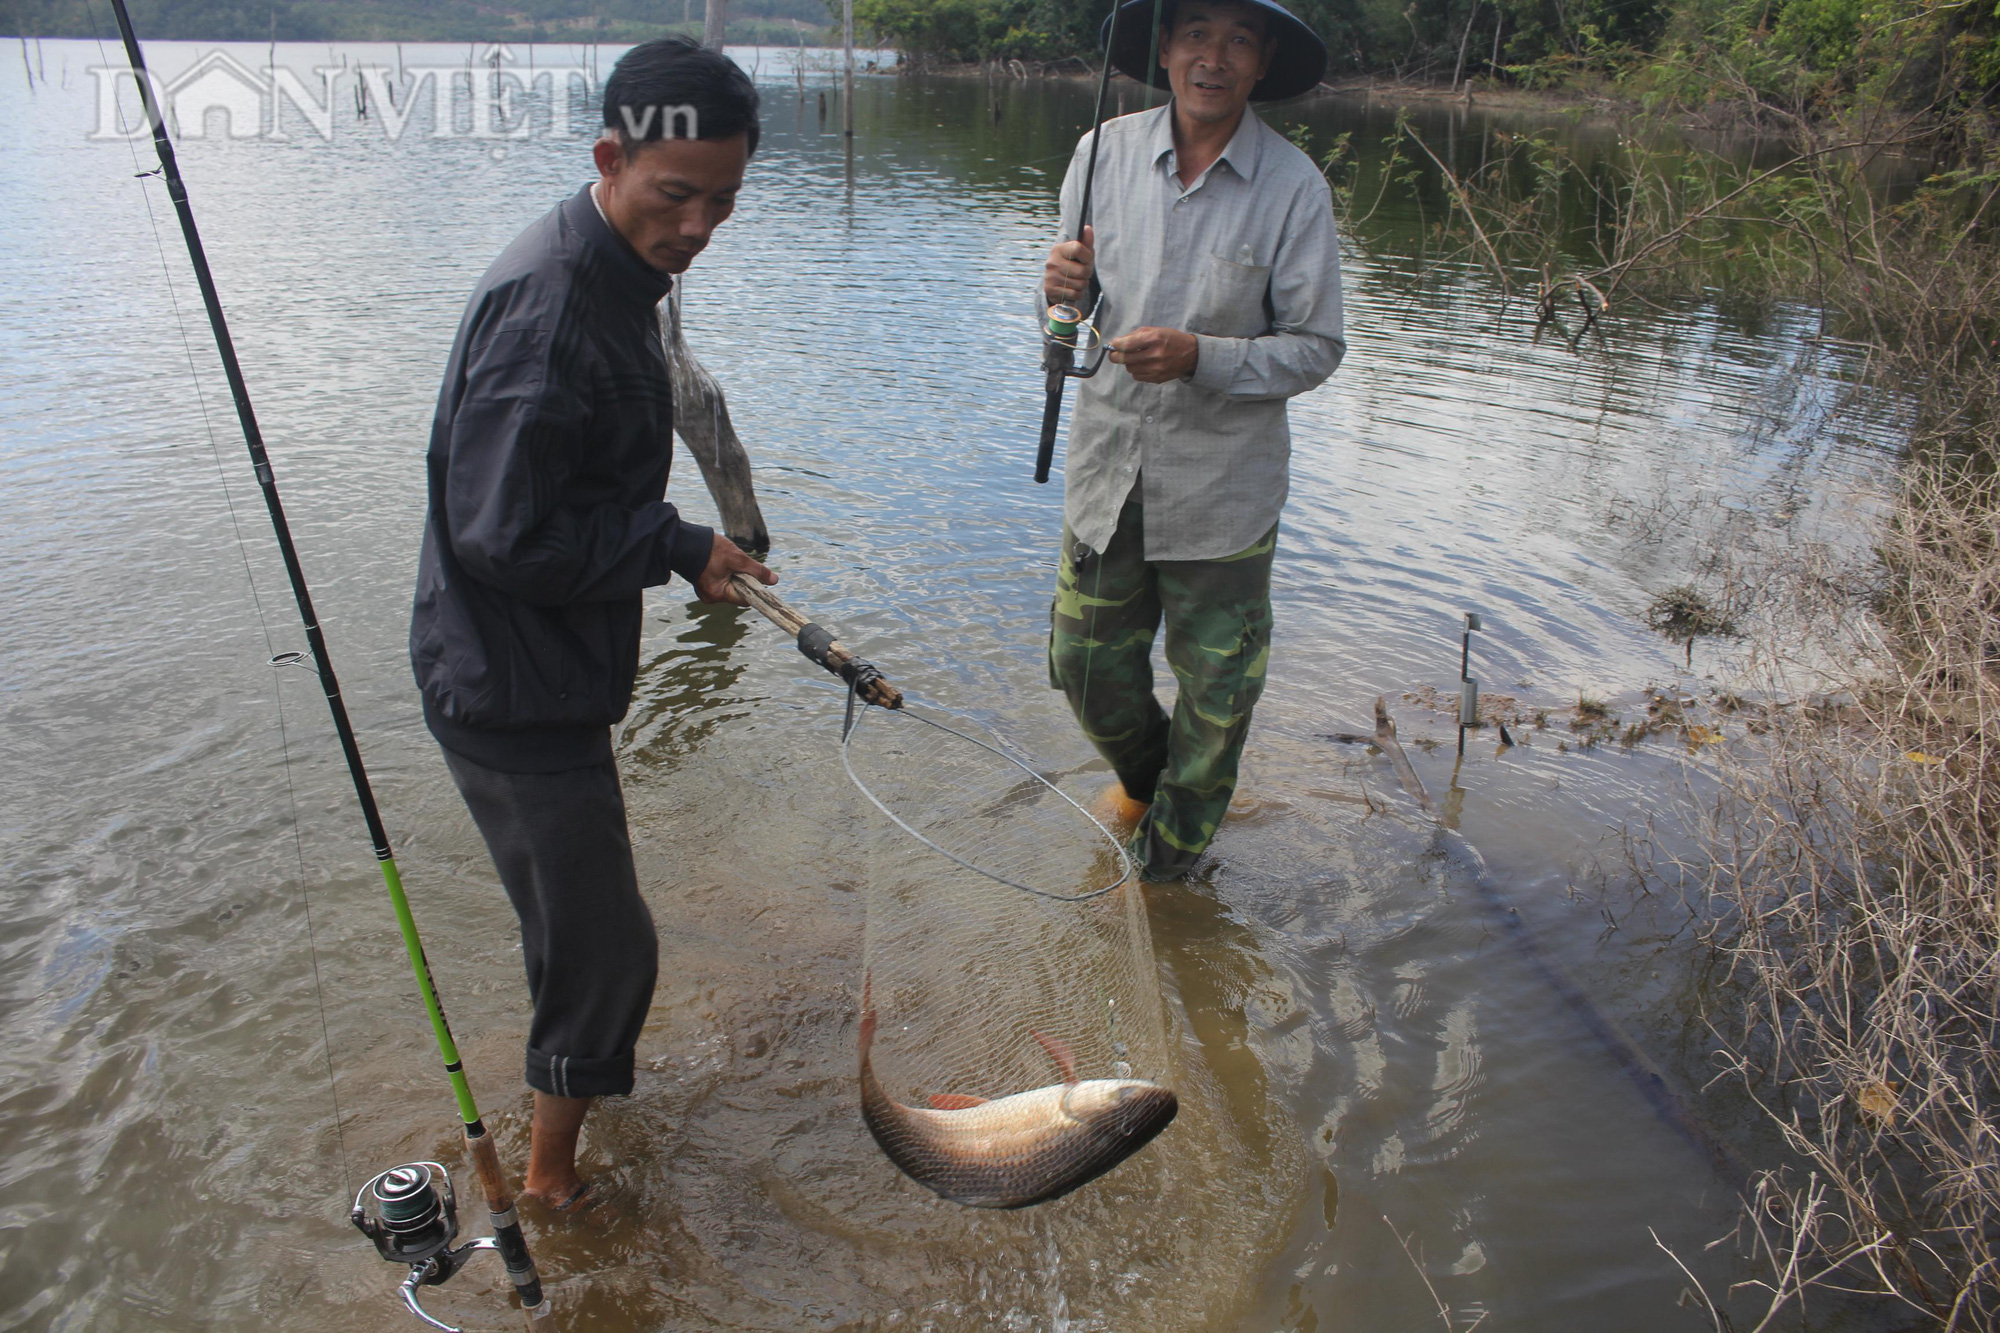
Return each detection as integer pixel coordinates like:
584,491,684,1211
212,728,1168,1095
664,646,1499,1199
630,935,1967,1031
525,1045,635,1099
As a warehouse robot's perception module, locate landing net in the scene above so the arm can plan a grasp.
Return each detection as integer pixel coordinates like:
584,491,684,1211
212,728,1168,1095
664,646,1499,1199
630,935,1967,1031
847,696,1176,1206
728,576,1178,1205
842,701,1132,901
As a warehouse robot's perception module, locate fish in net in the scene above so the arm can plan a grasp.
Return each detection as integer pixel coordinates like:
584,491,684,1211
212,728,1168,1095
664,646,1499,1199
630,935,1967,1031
731,576,1178,1208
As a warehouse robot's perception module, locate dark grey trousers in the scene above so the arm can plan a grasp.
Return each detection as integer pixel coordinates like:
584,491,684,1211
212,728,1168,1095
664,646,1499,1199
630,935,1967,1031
442,749,658,1099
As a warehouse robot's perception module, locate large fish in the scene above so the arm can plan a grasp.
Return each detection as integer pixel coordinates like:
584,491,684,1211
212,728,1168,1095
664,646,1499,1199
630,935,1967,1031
858,976,1178,1208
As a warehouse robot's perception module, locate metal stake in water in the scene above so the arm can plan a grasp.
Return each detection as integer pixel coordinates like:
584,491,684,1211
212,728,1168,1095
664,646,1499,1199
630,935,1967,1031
1458,612,1482,756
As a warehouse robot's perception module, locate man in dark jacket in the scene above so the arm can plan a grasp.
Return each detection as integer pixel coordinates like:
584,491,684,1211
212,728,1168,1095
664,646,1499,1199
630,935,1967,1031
410,37,774,1209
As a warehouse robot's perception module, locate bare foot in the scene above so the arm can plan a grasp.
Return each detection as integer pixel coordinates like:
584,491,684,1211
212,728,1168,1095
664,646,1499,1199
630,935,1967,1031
520,1174,630,1230
521,1179,592,1211
520,1090,591,1208
1090,781,1150,833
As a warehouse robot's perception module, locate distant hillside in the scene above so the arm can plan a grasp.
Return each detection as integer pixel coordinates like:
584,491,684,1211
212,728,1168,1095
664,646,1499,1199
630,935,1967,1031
4,0,840,44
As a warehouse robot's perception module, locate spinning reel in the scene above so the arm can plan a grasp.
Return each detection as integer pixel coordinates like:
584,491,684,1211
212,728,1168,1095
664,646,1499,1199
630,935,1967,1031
1034,301,1110,484
353,1163,524,1332
1041,302,1108,370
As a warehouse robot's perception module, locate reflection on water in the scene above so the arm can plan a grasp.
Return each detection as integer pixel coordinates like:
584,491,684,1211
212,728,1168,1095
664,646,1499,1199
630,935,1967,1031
623,605,754,766
0,40,1900,1332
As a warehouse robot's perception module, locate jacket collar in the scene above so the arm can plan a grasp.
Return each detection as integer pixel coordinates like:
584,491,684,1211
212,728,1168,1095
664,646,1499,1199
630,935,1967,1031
1146,101,1266,184
563,183,674,307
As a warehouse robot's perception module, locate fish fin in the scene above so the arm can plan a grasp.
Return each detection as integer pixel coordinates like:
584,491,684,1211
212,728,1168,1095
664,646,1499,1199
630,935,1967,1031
1030,1029,1078,1084
927,1093,990,1110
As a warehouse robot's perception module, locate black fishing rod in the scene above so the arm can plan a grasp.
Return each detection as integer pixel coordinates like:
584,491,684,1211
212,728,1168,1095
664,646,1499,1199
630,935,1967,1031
103,3,548,1328
1033,8,1122,484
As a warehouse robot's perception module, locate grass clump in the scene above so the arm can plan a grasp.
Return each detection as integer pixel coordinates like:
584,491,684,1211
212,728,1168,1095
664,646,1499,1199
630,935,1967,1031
1645,584,1740,664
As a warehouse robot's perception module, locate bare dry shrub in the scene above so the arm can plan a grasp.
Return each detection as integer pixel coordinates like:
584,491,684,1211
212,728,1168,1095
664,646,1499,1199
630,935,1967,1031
1685,454,2000,1327
1392,60,2000,1320
1686,100,2000,1327
1397,61,2000,341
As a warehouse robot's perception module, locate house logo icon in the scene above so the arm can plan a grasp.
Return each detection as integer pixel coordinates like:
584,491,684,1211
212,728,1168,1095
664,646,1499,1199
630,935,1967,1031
161,51,268,139
92,49,279,141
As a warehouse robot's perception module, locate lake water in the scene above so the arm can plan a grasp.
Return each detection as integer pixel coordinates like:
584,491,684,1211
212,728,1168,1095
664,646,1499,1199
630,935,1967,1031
0,37,1903,1332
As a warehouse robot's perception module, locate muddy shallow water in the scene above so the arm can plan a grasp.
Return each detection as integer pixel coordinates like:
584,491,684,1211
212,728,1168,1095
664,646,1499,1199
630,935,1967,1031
0,39,1903,1331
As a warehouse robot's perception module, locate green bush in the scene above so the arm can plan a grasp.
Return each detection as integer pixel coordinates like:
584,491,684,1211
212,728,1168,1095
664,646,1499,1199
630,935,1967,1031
1770,0,1865,70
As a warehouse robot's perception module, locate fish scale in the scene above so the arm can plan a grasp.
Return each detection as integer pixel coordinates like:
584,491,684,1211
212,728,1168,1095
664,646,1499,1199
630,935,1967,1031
858,978,1178,1209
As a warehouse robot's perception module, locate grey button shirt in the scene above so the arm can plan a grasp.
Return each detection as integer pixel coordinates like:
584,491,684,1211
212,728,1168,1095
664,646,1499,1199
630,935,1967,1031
1052,103,1345,561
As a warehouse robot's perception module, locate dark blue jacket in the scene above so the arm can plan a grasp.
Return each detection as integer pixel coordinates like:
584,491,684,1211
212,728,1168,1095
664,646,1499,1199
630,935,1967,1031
411,185,713,772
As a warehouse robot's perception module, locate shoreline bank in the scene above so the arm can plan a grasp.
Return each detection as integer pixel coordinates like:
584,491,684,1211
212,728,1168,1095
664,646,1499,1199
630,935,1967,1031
900,58,1639,121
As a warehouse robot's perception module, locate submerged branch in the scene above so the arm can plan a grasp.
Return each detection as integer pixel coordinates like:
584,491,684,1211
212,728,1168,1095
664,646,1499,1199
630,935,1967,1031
1400,123,1513,294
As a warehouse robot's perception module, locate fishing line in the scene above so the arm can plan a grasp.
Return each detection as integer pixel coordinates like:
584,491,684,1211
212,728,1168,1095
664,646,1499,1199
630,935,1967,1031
1070,0,1168,857
81,0,354,1199
1071,539,1111,831
267,658,357,1196
1145,0,1167,110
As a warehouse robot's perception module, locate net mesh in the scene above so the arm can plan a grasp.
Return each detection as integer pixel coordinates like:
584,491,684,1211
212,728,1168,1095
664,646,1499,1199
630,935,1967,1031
843,703,1131,901
847,700,1176,1205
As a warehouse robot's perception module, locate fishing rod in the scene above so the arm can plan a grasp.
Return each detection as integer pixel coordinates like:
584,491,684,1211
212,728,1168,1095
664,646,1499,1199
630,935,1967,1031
103,3,549,1328
1033,8,1121,484
1033,0,1172,484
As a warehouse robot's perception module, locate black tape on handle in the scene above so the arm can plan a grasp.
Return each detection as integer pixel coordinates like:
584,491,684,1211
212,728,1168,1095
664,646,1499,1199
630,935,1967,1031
797,622,837,669
1036,345,1072,484
798,623,887,697
488,1211,545,1313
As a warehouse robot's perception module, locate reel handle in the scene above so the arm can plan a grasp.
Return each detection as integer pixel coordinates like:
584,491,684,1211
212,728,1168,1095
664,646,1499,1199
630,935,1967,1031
397,1237,503,1333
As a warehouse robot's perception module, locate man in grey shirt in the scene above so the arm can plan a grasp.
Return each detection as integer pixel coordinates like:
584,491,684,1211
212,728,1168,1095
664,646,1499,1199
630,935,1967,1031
1042,0,1344,880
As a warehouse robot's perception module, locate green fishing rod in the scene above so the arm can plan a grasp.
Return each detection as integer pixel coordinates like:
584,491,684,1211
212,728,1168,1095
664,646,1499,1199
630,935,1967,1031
104,2,549,1327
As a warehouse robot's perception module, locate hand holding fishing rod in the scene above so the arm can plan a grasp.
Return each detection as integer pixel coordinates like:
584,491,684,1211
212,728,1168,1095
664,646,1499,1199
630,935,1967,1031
1033,11,1124,485
1043,224,1097,307
695,531,778,606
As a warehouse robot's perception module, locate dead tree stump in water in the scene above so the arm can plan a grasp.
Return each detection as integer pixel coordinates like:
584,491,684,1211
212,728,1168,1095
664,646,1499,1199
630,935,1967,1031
662,282,770,554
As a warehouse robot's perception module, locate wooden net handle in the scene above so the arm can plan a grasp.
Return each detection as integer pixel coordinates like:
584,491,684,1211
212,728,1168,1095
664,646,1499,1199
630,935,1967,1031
730,573,904,710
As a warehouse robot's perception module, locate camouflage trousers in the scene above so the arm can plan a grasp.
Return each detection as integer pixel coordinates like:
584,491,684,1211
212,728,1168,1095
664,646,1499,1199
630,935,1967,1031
1048,497,1276,881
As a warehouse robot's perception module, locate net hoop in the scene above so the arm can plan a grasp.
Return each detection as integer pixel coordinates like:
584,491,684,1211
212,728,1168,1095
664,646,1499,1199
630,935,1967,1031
842,698,1135,902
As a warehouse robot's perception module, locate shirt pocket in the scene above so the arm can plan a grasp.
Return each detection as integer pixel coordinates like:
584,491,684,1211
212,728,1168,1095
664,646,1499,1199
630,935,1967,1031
1187,253,1272,339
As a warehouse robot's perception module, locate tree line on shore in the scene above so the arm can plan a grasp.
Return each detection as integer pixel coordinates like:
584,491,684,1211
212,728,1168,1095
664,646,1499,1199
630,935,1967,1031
854,0,1999,116
13,0,1994,116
